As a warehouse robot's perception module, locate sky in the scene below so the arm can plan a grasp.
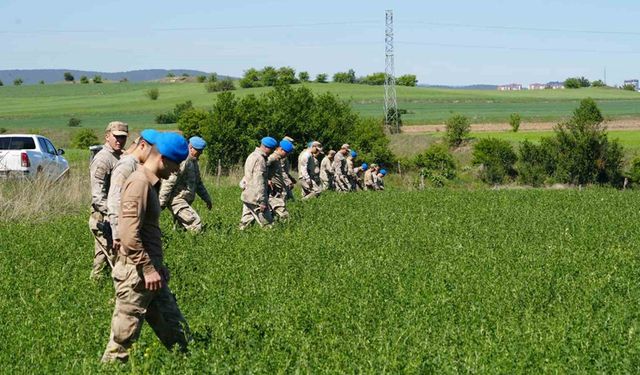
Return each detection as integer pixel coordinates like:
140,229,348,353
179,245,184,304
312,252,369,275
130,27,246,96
1,0,639,86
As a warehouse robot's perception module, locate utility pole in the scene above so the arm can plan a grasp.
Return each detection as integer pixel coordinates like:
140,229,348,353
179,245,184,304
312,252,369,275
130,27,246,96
384,9,399,133
604,67,607,85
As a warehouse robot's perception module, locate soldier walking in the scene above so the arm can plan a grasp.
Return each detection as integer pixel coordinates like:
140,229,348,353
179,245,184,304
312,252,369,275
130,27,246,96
319,150,336,191
333,144,351,192
159,136,212,233
353,162,368,191
364,163,379,191
267,139,295,221
101,132,191,363
376,169,387,190
239,137,277,230
298,141,322,199
89,121,128,280
108,129,158,253
346,150,357,191
281,136,297,200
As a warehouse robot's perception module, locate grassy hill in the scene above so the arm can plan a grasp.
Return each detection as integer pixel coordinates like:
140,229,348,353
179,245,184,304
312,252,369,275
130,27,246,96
1,82,640,130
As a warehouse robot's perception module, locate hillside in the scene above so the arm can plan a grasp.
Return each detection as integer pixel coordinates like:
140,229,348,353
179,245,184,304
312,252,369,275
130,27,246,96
0,69,232,85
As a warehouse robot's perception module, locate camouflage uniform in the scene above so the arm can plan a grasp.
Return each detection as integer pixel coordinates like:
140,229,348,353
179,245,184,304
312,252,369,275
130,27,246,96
298,150,321,199
376,174,386,190
319,156,334,191
364,169,376,191
102,166,190,363
159,157,212,233
332,152,350,192
107,154,139,243
346,156,356,191
267,152,289,220
281,157,296,200
240,147,273,229
89,143,121,278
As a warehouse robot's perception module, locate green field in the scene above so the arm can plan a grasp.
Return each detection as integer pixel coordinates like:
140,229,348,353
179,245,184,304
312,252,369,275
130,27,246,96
1,82,640,129
2,185,640,373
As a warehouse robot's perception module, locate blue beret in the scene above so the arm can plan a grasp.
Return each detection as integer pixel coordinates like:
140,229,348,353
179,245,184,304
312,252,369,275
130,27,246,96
156,132,189,163
261,136,277,149
361,163,368,170
380,169,387,175
140,129,159,145
280,140,294,153
350,150,357,158
189,136,207,150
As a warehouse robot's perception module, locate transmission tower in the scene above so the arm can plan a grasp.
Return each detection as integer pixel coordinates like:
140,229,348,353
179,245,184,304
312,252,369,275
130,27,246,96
384,9,399,133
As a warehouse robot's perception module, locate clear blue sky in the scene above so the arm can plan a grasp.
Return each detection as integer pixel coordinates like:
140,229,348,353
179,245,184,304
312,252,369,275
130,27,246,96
1,0,639,85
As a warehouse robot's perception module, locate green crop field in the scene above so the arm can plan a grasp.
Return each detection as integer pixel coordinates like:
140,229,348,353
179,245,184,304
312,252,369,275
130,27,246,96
1,185,640,373
1,82,640,130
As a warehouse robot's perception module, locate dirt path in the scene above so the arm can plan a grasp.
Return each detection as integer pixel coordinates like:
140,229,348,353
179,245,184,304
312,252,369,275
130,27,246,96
404,118,640,133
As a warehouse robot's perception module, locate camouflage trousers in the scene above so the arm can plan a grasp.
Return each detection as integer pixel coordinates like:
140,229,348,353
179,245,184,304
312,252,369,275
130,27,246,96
269,192,289,220
334,176,351,192
102,257,190,363
320,175,334,192
300,178,321,199
89,212,114,279
239,202,273,230
168,198,203,233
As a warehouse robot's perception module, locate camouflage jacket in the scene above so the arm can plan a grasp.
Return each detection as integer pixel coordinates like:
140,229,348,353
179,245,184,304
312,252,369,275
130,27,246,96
159,157,211,208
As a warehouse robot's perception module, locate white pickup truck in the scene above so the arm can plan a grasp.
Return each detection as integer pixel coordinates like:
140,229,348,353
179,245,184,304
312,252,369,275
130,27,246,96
0,134,69,180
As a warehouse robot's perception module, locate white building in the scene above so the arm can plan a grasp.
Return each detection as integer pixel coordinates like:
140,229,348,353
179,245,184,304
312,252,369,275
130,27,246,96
497,83,522,91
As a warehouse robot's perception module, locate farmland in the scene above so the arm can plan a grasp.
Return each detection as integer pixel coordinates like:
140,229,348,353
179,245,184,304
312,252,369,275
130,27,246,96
1,180,640,373
1,81,640,130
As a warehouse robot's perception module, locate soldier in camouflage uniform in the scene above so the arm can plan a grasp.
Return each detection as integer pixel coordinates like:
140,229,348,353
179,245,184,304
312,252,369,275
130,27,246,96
281,136,296,200
107,129,158,253
159,137,212,233
376,169,387,190
353,162,368,191
332,144,351,192
89,121,128,280
267,139,295,221
101,132,191,363
346,150,357,191
319,149,336,191
364,163,378,191
239,137,277,230
298,141,322,199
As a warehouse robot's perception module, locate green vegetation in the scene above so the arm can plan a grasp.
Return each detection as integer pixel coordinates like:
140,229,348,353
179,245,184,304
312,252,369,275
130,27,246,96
67,117,82,127
146,88,159,100
2,185,640,372
509,112,521,132
72,128,99,148
445,113,471,147
472,138,517,184
13,78,23,86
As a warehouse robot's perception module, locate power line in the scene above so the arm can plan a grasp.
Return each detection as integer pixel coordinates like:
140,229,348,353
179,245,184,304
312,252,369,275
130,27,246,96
397,41,640,55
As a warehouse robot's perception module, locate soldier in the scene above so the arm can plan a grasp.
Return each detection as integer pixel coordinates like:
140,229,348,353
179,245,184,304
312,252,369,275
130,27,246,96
376,169,387,190
353,162,368,191
108,129,159,253
364,163,378,191
89,121,128,280
333,144,351,192
159,136,212,233
101,132,190,363
298,141,322,199
239,137,277,230
281,136,297,200
319,150,336,191
346,150,357,191
267,139,295,221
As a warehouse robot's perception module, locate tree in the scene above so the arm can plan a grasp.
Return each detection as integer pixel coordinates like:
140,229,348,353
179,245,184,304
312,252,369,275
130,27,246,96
72,129,99,149
166,72,175,78
445,114,471,147
622,84,637,91
591,79,606,87
509,113,521,132
472,138,517,184
315,73,328,83
64,72,74,82
261,66,278,86
92,75,103,84
146,88,159,100
277,66,298,84
39,80,45,85
239,68,261,88
0,79,4,86
205,79,236,93
564,77,581,89
397,74,418,86
196,75,206,83
13,78,23,86
577,76,590,87
298,71,310,82
333,69,356,83
181,73,190,77
208,73,218,83
80,76,89,84
360,72,386,85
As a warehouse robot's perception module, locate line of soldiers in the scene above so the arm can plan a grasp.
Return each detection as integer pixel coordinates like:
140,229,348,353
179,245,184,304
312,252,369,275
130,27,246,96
89,123,387,362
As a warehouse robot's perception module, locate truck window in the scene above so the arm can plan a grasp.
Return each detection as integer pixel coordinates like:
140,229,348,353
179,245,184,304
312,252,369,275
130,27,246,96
44,139,57,155
38,138,49,152
0,137,36,150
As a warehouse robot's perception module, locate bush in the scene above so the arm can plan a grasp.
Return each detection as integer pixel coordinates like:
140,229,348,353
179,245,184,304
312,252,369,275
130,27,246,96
298,71,310,82
472,138,517,184
39,80,45,85
0,79,3,86
205,79,235,93
13,78,23,86
155,100,193,124
315,73,328,83
166,72,175,78
64,72,74,82
591,80,606,87
414,143,456,187
208,73,218,83
333,69,356,84
517,139,555,186
359,72,385,85
146,88,159,100
0,127,7,134
196,75,206,83
93,75,103,84
72,129,99,149
67,117,82,127
627,155,640,185
350,117,395,166
397,74,418,86
509,113,521,132
80,76,89,84
622,84,637,91
445,114,471,147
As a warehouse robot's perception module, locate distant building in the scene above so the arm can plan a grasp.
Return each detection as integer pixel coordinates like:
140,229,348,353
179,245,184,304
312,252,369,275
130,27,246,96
529,83,546,90
546,81,565,90
624,79,639,90
497,83,522,91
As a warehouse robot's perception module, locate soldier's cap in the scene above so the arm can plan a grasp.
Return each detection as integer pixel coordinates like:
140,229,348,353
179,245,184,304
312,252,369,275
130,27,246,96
261,136,278,149
311,141,323,152
283,136,294,142
280,140,294,153
106,121,129,136
380,169,387,175
328,149,336,156
140,129,159,145
361,163,369,170
350,150,357,158
189,136,207,150
156,132,189,164
341,143,350,150
371,163,378,168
